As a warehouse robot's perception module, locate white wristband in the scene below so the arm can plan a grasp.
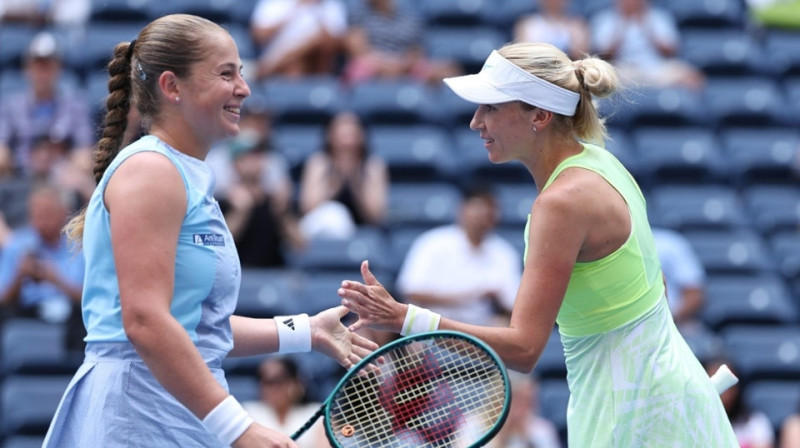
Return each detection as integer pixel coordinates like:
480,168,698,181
275,313,312,353
202,395,253,447
400,304,441,336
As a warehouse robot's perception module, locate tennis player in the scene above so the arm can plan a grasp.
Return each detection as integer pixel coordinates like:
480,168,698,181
43,14,376,448
339,42,738,447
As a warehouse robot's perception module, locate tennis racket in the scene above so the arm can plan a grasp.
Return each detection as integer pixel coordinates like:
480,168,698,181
291,330,511,448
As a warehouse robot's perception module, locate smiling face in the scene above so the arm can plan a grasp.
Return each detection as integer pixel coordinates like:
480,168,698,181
469,101,536,164
177,30,251,149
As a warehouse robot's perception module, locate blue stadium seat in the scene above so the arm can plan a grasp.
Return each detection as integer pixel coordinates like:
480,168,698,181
425,26,506,73
630,127,726,185
495,183,536,227
272,124,324,179
771,231,800,283
681,30,763,77
2,435,47,448
417,0,494,28
539,378,569,440
236,268,305,317
721,325,800,382
605,127,644,183
647,185,747,231
766,30,800,79
453,127,531,184
662,0,744,29
1,375,71,437
744,380,800,432
1,319,79,375
742,185,800,236
386,182,461,229
89,0,150,23
226,375,260,403
534,330,567,380
225,23,257,61
482,0,538,30
431,85,477,130
350,79,434,126
261,76,343,126
720,128,800,187
603,87,706,130
367,125,458,183
144,0,235,24
65,22,145,76
0,24,39,69
702,77,784,129
702,274,798,331
286,227,390,274
298,271,359,315
495,226,526,257
683,229,773,276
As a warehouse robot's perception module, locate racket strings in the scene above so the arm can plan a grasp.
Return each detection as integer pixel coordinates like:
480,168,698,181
329,336,507,447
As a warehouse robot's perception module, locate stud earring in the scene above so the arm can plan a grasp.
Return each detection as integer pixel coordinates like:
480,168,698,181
532,126,538,132
175,97,180,103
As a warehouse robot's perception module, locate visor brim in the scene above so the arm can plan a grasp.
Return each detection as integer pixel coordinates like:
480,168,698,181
443,74,517,105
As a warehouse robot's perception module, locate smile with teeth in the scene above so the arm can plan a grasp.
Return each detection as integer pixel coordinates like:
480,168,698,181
224,106,240,114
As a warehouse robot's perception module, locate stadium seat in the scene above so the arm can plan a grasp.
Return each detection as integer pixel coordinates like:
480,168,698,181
766,30,800,79
771,231,800,283
605,127,645,184
783,76,800,127
494,183,536,227
2,435,47,448
683,229,773,276
538,379,570,440
647,185,747,232
720,128,800,187
1,375,71,437
236,268,305,318
702,274,798,331
482,0,538,30
742,185,800,236
272,124,324,180
1,319,79,375
367,125,458,183
144,0,235,24
603,87,706,130
226,375,260,403
702,77,784,129
298,271,360,315
425,26,506,73
721,325,800,382
225,23,257,61
386,226,428,272
663,0,745,29
286,227,390,274
261,76,343,126
744,380,800,432
534,330,567,380
0,24,39,70
431,85,477,130
89,0,150,23
386,182,461,229
680,30,763,77
65,22,146,76
630,127,726,185
495,226,526,257
417,0,494,28
350,79,434,126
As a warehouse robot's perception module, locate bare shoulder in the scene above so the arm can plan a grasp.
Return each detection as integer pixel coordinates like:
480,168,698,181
106,151,185,209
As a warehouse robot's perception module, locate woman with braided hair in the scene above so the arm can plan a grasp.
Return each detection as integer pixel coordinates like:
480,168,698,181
43,14,376,448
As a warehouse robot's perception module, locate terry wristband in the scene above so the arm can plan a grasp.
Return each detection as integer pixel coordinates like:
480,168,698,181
202,395,253,446
275,313,312,353
400,304,441,336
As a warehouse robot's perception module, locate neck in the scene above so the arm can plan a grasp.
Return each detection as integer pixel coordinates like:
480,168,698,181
521,132,584,192
150,122,208,160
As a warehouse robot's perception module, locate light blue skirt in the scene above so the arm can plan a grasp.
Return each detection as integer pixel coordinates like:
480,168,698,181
43,342,230,447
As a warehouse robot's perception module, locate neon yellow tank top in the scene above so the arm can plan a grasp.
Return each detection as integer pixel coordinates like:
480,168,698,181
525,143,664,336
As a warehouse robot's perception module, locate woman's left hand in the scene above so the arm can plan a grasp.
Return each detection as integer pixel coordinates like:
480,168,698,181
310,306,379,369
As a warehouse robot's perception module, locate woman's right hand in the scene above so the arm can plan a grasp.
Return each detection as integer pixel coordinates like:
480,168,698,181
233,423,299,448
338,260,407,334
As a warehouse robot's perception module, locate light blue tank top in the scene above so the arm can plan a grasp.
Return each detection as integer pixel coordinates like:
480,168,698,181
81,135,240,354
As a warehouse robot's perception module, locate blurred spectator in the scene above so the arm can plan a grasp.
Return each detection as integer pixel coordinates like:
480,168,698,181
0,31,94,175
298,111,388,239
704,359,775,448
250,0,348,79
0,184,84,324
781,408,800,448
51,145,95,210
489,371,561,448
652,227,706,330
0,0,89,28
746,0,800,29
343,0,461,85
395,183,522,327
513,0,590,60
242,357,330,448
591,0,705,89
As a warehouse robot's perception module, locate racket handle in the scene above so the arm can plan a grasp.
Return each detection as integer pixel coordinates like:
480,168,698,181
710,363,738,395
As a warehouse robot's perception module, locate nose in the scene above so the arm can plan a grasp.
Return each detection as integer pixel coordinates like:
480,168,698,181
469,107,482,131
236,75,251,98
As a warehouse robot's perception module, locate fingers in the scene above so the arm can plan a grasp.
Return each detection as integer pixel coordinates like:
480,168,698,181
361,259,379,286
331,304,349,319
348,317,368,333
352,332,379,351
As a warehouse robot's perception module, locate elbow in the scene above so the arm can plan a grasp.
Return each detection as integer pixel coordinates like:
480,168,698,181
122,308,162,348
506,346,542,374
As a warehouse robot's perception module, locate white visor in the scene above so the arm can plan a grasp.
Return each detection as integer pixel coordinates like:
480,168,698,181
443,50,580,116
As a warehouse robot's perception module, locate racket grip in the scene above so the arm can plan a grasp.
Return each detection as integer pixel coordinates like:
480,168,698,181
710,363,738,395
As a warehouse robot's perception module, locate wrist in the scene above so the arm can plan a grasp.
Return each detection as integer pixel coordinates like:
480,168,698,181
400,304,441,336
202,395,253,446
275,313,312,353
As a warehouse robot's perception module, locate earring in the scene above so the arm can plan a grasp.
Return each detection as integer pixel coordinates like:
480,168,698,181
175,97,180,103
532,126,538,132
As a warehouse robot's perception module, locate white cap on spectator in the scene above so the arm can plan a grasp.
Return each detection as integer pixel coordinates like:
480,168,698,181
27,31,61,60
444,50,580,116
